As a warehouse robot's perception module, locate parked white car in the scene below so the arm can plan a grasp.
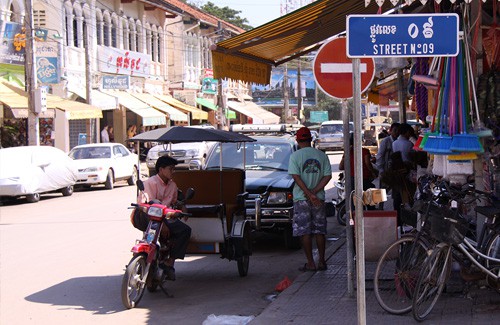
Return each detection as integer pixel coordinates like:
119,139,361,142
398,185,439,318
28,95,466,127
145,125,217,175
146,141,216,175
68,143,139,189
0,146,77,203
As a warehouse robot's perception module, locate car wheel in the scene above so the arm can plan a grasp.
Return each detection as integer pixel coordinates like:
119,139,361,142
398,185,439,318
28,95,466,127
61,185,74,196
104,169,114,190
127,167,138,186
26,193,40,203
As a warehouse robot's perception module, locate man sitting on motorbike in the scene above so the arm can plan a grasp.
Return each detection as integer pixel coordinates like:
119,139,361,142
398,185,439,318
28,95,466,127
138,155,191,281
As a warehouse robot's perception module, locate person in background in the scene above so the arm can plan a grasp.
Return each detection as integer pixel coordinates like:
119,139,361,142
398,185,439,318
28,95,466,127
101,124,109,143
138,156,191,281
376,123,400,174
391,123,416,221
288,127,332,272
108,126,115,142
339,134,379,193
127,125,137,151
392,123,414,163
375,122,400,209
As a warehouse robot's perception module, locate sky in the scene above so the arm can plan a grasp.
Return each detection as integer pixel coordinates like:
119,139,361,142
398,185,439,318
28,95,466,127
198,0,283,28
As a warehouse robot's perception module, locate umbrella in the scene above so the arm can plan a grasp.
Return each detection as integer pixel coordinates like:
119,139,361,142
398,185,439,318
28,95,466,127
130,126,256,143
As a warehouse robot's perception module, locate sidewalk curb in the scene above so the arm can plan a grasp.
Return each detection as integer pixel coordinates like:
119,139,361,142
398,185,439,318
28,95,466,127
250,237,346,325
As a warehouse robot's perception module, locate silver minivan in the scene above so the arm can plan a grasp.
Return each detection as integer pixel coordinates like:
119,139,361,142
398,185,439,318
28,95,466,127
316,120,353,152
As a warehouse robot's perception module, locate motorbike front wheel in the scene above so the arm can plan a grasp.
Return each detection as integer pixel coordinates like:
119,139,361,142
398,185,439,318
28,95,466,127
121,254,148,309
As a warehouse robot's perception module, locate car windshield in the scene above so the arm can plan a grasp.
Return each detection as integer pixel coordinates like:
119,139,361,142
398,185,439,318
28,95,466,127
205,142,292,171
69,147,112,159
320,124,353,134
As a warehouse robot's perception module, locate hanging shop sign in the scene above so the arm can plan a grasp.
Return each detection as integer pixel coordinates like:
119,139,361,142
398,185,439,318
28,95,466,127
97,46,150,77
0,22,25,65
102,75,130,90
35,41,59,84
347,14,459,58
201,77,218,94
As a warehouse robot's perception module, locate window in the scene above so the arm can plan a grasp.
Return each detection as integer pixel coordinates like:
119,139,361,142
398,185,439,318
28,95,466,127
33,10,46,27
111,20,117,48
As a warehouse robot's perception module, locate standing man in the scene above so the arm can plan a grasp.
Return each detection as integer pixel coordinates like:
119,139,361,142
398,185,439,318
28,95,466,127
101,125,109,143
376,122,400,174
139,156,191,280
289,127,332,272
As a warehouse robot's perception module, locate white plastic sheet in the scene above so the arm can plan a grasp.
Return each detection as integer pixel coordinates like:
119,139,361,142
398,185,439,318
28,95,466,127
202,314,255,325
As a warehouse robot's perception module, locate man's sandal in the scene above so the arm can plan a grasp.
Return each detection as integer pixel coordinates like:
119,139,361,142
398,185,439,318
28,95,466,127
298,263,316,272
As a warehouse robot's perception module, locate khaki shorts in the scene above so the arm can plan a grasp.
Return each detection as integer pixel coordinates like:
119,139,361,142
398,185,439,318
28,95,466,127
292,200,327,236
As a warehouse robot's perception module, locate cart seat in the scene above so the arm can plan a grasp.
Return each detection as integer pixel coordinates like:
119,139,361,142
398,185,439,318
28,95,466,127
174,169,246,233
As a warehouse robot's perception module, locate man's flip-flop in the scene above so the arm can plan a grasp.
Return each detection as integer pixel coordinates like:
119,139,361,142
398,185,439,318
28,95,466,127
317,264,328,271
298,263,316,272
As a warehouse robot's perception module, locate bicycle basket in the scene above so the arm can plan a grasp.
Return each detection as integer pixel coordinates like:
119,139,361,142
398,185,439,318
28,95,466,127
429,207,468,245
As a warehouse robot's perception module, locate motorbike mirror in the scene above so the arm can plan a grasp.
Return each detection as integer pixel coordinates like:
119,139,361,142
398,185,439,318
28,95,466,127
137,179,145,191
185,187,195,200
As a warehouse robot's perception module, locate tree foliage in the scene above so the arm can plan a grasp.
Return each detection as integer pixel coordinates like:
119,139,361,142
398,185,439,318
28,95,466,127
197,1,253,30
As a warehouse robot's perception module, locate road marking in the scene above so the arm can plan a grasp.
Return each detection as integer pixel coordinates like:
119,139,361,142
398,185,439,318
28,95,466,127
320,63,367,73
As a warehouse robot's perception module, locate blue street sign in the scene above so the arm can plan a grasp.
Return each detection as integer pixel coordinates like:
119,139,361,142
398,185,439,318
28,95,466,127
347,14,459,58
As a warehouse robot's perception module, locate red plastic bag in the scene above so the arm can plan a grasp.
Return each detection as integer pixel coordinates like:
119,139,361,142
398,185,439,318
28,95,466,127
275,276,292,292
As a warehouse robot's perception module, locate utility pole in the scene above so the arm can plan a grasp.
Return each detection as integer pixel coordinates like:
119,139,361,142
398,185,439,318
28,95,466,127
297,58,303,122
283,64,289,122
25,0,39,145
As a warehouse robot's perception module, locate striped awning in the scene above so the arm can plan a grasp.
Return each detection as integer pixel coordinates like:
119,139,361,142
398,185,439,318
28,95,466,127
131,93,188,122
226,100,280,124
106,91,167,126
154,94,208,120
0,81,101,120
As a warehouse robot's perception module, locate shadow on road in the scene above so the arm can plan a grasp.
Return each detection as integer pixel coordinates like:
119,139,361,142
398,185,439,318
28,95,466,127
25,275,126,314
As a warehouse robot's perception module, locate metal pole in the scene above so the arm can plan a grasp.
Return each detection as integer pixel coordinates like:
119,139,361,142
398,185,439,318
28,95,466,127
342,99,354,297
283,63,290,122
297,59,302,122
397,69,406,123
353,58,366,325
25,0,39,146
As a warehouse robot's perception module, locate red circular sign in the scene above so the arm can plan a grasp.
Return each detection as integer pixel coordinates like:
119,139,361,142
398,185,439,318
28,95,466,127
313,37,375,99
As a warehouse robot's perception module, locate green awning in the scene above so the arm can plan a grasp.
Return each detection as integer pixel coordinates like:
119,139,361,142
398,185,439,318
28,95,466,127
196,97,236,120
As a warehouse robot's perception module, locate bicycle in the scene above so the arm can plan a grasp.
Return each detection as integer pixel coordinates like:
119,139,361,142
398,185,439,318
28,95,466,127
411,184,500,321
374,175,441,315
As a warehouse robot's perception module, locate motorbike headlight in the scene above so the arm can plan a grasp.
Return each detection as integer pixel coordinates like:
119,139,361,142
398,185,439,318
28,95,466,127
185,149,199,157
83,166,102,172
148,206,163,218
267,192,289,204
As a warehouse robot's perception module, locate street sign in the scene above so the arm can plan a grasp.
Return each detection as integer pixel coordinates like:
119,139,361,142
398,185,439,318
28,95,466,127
347,14,459,58
313,37,375,99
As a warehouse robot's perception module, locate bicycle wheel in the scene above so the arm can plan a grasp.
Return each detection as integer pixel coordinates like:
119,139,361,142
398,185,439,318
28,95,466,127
485,233,500,292
412,243,452,321
374,235,429,315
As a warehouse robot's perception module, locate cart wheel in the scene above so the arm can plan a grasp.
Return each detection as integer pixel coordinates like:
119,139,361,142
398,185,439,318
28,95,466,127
237,255,249,277
237,224,252,277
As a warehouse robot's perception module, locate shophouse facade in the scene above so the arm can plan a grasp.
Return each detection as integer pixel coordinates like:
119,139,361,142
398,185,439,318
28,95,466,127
0,0,245,150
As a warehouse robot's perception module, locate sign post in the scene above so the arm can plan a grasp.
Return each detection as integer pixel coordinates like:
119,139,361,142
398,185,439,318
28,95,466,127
313,37,376,304
346,13,460,325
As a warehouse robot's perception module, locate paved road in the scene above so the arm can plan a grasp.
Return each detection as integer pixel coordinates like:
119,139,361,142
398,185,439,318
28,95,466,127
0,153,344,325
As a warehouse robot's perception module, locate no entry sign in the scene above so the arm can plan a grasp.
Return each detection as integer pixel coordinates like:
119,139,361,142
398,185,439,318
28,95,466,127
313,37,375,100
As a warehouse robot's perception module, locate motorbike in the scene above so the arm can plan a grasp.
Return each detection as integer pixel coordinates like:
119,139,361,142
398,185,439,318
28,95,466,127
333,172,347,226
121,179,194,309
